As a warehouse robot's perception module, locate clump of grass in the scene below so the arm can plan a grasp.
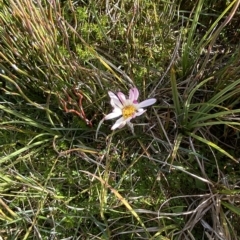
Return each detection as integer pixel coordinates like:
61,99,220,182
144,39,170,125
0,0,240,239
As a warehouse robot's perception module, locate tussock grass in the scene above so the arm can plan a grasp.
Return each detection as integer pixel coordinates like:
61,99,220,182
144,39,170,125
0,0,240,239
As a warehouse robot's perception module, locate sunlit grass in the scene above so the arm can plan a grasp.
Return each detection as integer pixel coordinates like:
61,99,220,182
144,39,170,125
0,0,240,239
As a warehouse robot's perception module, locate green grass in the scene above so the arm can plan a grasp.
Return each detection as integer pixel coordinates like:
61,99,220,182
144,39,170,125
0,0,240,239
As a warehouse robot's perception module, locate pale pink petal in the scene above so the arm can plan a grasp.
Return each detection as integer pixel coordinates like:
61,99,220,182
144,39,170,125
135,109,146,117
130,109,145,119
124,116,134,122
108,91,123,108
108,91,117,99
118,122,127,129
110,99,122,109
105,109,122,120
129,87,139,103
113,107,122,113
117,92,126,104
111,117,126,130
129,88,134,100
137,98,156,108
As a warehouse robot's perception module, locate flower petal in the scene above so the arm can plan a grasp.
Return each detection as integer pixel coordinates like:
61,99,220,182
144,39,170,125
129,87,139,103
135,109,146,117
105,109,122,120
111,117,126,130
137,98,156,108
108,91,123,108
108,91,117,99
118,122,127,129
117,92,126,104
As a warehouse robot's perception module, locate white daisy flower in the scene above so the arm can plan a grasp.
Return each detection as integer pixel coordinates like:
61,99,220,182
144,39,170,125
105,87,156,130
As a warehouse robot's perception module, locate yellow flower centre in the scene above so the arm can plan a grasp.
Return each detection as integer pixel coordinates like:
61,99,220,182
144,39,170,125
122,105,136,119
